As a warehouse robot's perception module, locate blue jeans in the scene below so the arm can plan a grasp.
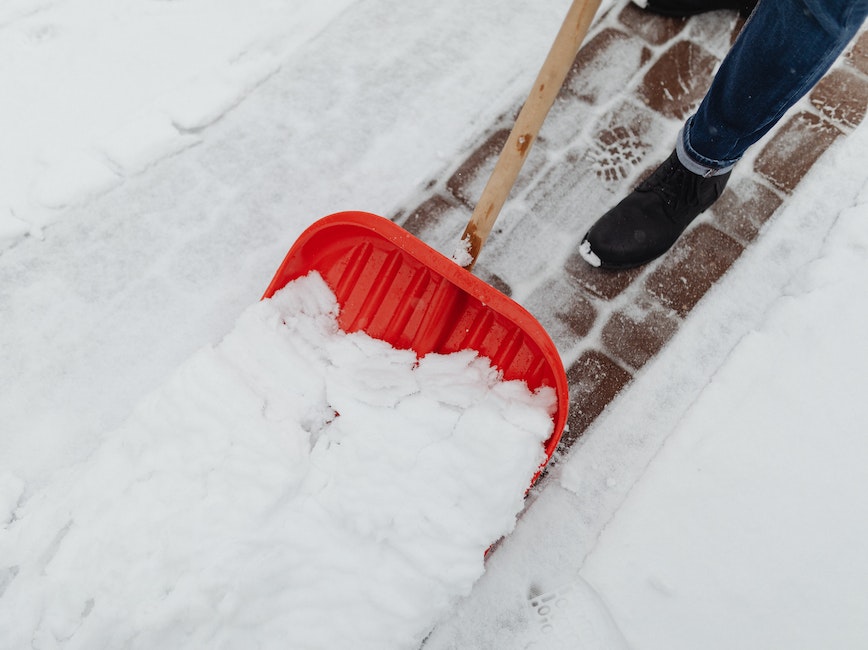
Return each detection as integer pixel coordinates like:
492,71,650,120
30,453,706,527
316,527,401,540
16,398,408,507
678,0,868,176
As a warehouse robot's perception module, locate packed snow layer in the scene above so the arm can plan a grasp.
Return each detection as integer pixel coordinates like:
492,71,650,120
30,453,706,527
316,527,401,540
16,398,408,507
0,273,554,649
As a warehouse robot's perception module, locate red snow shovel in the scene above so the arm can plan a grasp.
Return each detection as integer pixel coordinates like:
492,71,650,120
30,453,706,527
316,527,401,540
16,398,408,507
264,0,602,475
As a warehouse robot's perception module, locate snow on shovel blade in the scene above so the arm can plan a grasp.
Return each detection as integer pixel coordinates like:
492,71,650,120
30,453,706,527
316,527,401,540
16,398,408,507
262,211,568,466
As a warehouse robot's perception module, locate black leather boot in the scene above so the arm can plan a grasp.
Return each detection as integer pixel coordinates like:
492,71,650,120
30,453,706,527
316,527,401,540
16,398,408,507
634,0,758,17
579,150,731,269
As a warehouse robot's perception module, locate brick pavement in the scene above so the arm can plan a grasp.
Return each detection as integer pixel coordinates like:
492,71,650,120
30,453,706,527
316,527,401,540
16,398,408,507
392,4,868,460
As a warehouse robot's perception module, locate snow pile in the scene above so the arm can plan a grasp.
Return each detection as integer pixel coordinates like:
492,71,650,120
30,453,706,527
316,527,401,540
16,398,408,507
0,273,554,649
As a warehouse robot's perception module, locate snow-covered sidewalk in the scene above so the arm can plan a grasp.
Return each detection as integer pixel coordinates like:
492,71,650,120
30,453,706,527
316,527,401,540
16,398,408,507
423,120,868,649
2,1,867,648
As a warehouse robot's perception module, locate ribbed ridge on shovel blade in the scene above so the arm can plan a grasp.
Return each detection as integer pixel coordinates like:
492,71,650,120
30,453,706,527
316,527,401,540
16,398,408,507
262,212,569,469
305,239,540,387
262,213,564,394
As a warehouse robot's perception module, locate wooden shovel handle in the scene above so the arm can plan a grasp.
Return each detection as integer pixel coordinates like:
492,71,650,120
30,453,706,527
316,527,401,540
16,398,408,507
460,0,602,271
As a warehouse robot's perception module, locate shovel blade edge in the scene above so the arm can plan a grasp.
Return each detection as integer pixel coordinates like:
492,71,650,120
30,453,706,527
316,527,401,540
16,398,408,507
263,211,569,460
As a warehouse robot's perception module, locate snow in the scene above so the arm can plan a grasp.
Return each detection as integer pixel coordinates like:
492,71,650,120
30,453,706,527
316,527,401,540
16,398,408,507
574,152,868,649
0,272,553,648
422,122,868,650
1,0,354,224
1,0,867,648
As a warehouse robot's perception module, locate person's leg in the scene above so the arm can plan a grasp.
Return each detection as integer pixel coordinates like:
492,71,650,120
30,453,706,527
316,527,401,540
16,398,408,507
683,0,868,173
580,0,868,269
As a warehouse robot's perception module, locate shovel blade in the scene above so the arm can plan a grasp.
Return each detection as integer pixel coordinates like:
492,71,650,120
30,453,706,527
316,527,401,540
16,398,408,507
263,211,568,461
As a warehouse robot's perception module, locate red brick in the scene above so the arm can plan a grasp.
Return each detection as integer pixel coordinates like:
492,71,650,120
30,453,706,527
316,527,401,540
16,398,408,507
564,248,642,300
563,28,653,105
645,223,744,317
473,270,512,298
446,129,507,206
445,128,545,207
395,194,472,256
398,194,455,238
522,276,598,348
730,13,748,44
637,40,719,120
754,112,843,193
617,2,687,45
810,66,868,129
564,350,633,445
709,178,783,243
601,301,680,369
845,29,868,77
556,296,597,339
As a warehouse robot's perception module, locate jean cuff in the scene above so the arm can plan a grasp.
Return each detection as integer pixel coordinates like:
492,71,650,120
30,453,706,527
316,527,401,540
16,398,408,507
677,125,736,178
